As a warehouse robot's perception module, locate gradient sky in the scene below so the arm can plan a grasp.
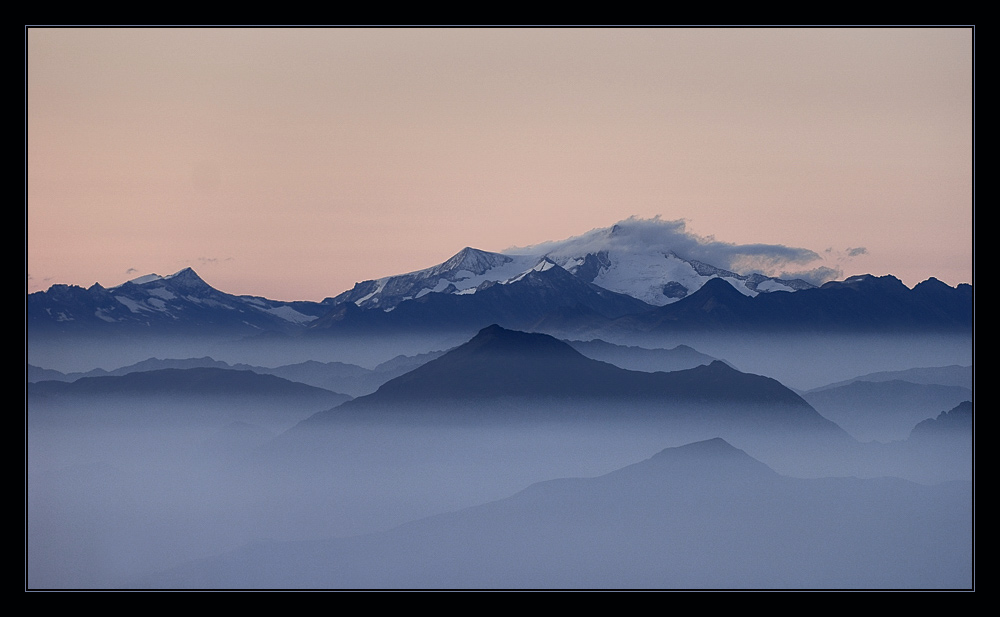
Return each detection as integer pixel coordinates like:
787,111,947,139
27,27,973,301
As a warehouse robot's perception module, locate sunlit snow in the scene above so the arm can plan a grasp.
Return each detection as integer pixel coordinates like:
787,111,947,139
124,274,163,286
753,279,794,293
259,305,316,324
115,296,149,313
146,287,177,301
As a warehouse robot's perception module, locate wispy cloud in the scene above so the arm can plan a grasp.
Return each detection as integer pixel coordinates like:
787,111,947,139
515,216,847,285
193,257,233,266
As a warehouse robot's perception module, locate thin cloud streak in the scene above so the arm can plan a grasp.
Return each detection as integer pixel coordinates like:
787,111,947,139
512,216,843,285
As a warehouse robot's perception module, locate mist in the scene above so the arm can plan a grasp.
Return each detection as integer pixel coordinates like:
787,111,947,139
28,410,971,588
588,331,973,392
27,331,972,589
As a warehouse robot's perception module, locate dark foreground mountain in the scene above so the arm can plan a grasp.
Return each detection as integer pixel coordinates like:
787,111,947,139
285,325,850,477
306,325,832,426
135,438,971,589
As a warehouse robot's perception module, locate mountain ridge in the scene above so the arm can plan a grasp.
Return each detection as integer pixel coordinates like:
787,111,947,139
29,267,331,336
325,218,819,312
131,436,971,589
29,217,972,338
297,325,850,453
613,273,971,333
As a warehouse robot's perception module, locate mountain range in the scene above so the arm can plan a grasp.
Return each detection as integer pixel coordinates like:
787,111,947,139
28,218,973,339
25,217,975,590
287,325,851,476
326,218,815,312
802,379,973,442
910,400,973,441
807,364,972,392
28,266,971,341
327,325,809,409
608,273,972,334
28,367,351,434
134,438,972,589
28,339,722,397
28,267,330,336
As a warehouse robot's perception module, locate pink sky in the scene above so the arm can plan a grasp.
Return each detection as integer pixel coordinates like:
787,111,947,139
27,28,973,301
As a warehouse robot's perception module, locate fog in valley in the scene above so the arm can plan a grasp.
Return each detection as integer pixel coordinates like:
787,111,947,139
27,27,973,591
26,328,973,589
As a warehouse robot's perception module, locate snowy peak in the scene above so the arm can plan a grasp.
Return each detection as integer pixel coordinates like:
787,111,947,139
499,220,816,306
502,258,559,284
564,251,612,283
111,267,216,301
164,267,208,285
326,218,819,313
123,273,165,286
542,248,756,306
530,257,558,272
327,248,539,310
432,247,513,278
30,267,330,335
115,267,209,291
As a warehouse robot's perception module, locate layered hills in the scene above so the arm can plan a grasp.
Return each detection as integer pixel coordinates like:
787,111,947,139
334,324,809,408
136,438,972,589
26,217,974,590
289,325,851,476
28,367,350,435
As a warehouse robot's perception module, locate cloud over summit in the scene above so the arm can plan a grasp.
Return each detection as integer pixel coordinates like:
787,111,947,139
510,216,841,285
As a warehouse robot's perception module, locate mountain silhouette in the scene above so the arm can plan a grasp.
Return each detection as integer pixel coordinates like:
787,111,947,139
802,380,973,442
337,324,807,407
909,400,973,441
29,367,352,433
134,438,971,589
307,262,652,335
29,367,348,399
565,339,721,373
622,274,971,333
296,326,848,453
28,267,330,336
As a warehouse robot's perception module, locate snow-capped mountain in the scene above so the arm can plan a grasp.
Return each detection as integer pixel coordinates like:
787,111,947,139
28,267,330,335
28,218,970,339
308,258,654,335
325,247,542,310
326,219,815,312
